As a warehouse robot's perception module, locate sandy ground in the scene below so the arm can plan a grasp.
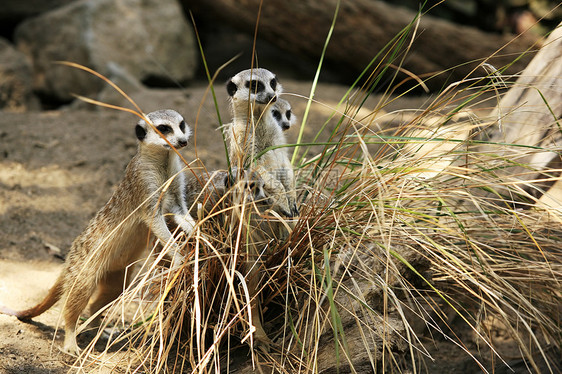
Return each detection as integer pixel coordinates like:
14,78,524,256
0,80,406,373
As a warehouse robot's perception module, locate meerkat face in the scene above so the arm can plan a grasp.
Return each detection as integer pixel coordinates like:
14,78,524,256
223,167,267,203
269,98,296,131
245,171,267,202
226,68,283,105
135,109,191,149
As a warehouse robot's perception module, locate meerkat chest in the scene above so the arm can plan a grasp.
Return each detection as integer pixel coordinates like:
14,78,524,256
259,148,287,171
160,180,183,211
138,153,185,212
161,155,185,210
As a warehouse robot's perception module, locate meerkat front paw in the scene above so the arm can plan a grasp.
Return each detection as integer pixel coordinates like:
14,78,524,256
267,193,295,218
63,334,80,356
287,195,299,217
254,328,272,353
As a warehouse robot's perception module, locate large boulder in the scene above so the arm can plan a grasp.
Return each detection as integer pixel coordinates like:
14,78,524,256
15,0,198,104
0,37,39,111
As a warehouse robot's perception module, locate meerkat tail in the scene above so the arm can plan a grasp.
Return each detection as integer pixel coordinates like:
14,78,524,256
9,276,64,321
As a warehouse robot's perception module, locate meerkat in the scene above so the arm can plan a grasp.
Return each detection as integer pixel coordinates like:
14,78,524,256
184,167,266,219
225,68,298,217
0,109,196,355
262,98,298,216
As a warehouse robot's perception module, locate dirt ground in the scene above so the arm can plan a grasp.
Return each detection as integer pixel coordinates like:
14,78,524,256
2,80,553,373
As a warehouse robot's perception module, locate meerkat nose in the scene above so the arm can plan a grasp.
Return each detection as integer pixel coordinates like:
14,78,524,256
263,93,277,103
177,139,188,148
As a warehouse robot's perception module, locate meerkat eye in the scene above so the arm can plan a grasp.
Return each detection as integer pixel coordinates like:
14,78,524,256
245,80,265,93
272,110,282,121
270,78,277,90
179,120,186,133
286,110,291,120
156,124,172,134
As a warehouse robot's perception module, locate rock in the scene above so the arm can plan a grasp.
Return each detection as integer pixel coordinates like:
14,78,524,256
97,62,145,105
0,37,39,111
486,22,562,194
15,0,198,104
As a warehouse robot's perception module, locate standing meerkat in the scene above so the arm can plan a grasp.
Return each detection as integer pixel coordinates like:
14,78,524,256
224,69,300,351
262,98,298,216
0,109,196,355
225,68,298,217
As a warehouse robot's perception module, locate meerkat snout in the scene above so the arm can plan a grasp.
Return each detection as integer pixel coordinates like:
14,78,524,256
225,69,299,218
224,69,300,351
223,167,267,203
177,138,188,148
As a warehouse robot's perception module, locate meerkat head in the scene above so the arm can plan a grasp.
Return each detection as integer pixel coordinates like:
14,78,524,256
135,109,191,149
226,68,282,106
242,169,267,202
223,167,267,203
269,98,296,131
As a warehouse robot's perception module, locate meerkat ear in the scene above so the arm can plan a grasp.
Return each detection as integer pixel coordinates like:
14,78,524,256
226,79,237,96
135,122,147,141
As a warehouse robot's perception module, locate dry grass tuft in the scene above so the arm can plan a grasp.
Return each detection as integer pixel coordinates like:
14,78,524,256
64,73,562,373
60,17,562,369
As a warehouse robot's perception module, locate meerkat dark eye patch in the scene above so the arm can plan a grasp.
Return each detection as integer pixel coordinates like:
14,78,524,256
156,125,172,134
270,78,277,90
245,80,265,93
179,120,186,133
226,79,237,96
135,124,147,141
272,110,282,121
286,110,291,120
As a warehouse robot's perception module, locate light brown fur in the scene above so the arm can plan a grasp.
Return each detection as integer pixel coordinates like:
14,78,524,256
0,109,195,354
185,168,266,220
257,98,298,216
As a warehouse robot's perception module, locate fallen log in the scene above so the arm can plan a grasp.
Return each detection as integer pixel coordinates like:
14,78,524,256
485,23,562,201
184,0,537,89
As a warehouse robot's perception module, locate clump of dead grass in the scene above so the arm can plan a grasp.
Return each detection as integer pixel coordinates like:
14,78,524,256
66,76,561,373
61,19,561,370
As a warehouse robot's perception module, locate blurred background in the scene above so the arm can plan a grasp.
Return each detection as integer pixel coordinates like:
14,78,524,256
0,0,560,111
